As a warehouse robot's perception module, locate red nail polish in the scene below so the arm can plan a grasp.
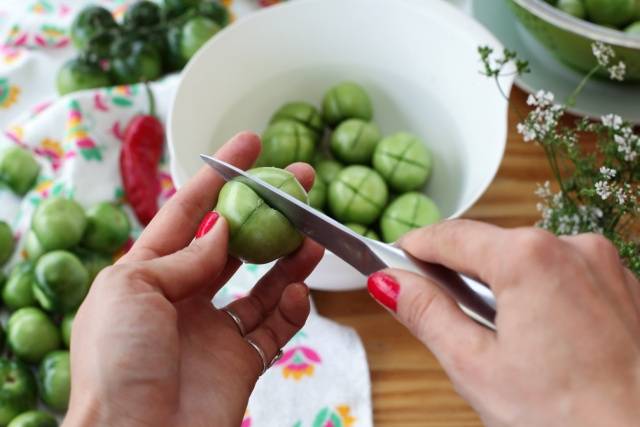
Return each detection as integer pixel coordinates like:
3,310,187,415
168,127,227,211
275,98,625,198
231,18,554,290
367,272,399,312
195,212,219,238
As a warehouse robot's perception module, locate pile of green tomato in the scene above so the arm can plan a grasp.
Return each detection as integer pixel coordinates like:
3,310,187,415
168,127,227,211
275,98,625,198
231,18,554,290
546,0,640,33
215,82,442,265
57,0,229,95
0,147,131,426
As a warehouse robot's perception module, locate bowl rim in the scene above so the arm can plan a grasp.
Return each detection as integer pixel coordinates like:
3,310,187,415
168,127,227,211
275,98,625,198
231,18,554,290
512,0,640,49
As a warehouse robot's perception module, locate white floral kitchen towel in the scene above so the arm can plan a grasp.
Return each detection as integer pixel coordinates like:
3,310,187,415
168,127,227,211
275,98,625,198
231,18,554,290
0,1,373,426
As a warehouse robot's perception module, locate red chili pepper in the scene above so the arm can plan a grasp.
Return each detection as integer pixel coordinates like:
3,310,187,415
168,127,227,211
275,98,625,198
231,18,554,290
119,84,164,225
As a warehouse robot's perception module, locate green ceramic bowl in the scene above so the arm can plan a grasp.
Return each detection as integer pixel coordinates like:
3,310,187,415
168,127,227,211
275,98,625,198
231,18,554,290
509,0,640,81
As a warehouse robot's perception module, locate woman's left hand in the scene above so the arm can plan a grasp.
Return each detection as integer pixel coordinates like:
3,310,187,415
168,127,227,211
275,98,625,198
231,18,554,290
63,132,324,427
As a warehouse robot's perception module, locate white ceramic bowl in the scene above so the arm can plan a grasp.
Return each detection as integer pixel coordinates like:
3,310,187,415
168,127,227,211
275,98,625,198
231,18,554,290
169,0,513,291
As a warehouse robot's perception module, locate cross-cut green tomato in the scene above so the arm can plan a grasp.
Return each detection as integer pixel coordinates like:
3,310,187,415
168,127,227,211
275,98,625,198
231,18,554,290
308,178,327,211
322,82,373,127
328,165,388,226
7,308,61,364
315,160,343,185
32,197,87,252
330,119,380,165
0,147,40,196
380,192,441,243
257,120,318,168
372,132,432,193
34,251,89,313
270,102,325,134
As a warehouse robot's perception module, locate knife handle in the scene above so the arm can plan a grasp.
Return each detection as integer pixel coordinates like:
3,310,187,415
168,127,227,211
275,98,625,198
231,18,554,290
368,241,497,330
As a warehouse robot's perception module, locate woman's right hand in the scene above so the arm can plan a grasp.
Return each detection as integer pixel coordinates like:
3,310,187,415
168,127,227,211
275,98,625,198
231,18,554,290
367,220,640,427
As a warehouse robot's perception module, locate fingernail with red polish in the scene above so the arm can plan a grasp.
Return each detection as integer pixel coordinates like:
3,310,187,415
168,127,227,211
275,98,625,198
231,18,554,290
367,272,400,312
195,212,219,238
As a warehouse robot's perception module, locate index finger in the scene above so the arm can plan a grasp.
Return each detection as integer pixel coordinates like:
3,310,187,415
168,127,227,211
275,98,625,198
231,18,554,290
125,131,261,261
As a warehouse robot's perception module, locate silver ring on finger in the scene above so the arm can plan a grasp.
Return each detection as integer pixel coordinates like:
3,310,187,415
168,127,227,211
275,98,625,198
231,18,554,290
222,308,246,336
245,337,282,376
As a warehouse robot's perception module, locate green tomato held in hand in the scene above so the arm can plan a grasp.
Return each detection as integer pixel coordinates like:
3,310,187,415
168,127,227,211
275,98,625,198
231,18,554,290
257,120,318,168
60,312,74,349
328,165,388,226
322,82,373,127
3,262,36,311
7,308,60,364
32,197,87,251
124,1,162,27
215,167,307,264
34,251,89,313
372,132,432,193
111,39,162,85
380,192,440,243
0,359,37,426
71,5,118,51
0,221,14,266
0,147,40,196
180,17,221,61
330,119,381,165
7,411,58,427
82,202,131,254
56,58,112,96
270,102,325,134
38,351,70,412
584,0,636,26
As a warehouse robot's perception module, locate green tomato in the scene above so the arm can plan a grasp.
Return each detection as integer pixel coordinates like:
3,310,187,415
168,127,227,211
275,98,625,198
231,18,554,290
557,0,587,18
165,26,187,71
3,262,36,311
56,58,111,96
82,202,130,254
0,359,37,426
372,132,432,193
584,0,636,26
83,30,116,62
74,249,112,284
330,119,381,165
180,16,221,61
32,197,87,252
346,223,380,241
7,411,57,427
124,1,162,27
111,39,162,85
626,20,640,34
322,82,373,127
38,351,70,412
60,312,74,349
270,102,325,134
71,6,118,51
23,232,44,263
198,1,230,27
308,178,326,211
163,0,202,19
0,221,14,266
257,120,318,168
0,147,40,196
328,165,388,226
7,308,60,364
380,192,440,243
34,251,89,313
215,167,307,264
315,160,343,185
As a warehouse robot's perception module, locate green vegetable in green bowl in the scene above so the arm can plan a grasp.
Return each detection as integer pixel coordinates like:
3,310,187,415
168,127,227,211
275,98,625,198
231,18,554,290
380,192,440,243
23,232,44,263
271,102,325,134
57,58,111,96
308,178,327,210
32,197,87,251
346,223,380,241
584,0,636,27
7,308,60,364
0,359,37,426
38,351,70,412
124,1,162,28
180,16,221,61
258,120,318,168
372,132,432,193
328,165,388,225
0,221,14,266
314,159,343,184
322,82,373,127
3,263,36,311
34,251,89,313
70,5,118,51
82,202,130,254
330,119,380,165
0,147,40,196
61,312,74,349
7,411,57,427
215,167,307,264
111,39,162,85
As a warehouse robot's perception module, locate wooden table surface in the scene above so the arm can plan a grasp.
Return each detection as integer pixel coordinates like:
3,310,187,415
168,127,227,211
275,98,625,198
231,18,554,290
312,87,554,427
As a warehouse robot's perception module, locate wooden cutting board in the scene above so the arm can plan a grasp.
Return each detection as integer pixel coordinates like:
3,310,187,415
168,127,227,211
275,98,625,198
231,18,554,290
313,86,566,427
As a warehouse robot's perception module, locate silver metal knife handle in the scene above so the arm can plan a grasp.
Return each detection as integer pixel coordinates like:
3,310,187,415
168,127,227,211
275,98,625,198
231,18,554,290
367,240,497,330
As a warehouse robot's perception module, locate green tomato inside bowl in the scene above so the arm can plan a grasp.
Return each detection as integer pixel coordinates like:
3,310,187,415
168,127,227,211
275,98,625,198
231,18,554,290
215,167,308,264
322,81,373,127
346,223,380,241
328,165,388,225
314,160,343,185
372,132,432,193
330,119,381,165
7,411,58,427
7,308,60,364
270,102,325,134
257,120,318,168
380,192,441,243
34,251,89,313
308,178,327,211
0,359,37,426
38,351,70,412
584,0,636,27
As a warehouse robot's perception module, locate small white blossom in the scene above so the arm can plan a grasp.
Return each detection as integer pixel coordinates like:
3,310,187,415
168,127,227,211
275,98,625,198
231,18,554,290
608,61,626,81
613,126,639,162
527,90,555,107
615,188,627,205
592,41,615,67
600,166,617,179
601,114,623,130
535,181,552,198
518,91,564,143
595,180,612,200
517,122,536,142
